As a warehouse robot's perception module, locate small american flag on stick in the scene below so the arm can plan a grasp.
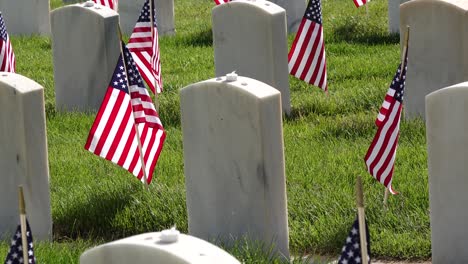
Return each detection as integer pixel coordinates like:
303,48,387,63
0,12,15,73
128,0,162,94
353,0,369,8
364,49,408,195
214,0,230,5
288,0,327,92
85,42,165,184
92,0,117,11
4,220,36,264
338,217,371,264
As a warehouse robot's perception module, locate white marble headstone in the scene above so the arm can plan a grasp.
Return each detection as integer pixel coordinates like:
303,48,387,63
0,0,50,35
180,75,290,259
269,0,306,33
388,0,410,34
0,73,52,241
212,0,291,115
118,0,175,36
80,230,241,264
400,0,468,119
426,82,468,263
51,2,120,112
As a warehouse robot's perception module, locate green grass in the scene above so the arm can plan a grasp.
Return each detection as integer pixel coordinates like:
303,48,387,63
1,0,430,262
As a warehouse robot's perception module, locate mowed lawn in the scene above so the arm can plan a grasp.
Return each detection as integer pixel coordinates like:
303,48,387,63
0,0,430,263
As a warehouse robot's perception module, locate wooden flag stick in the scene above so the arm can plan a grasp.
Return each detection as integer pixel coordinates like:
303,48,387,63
383,187,389,207
149,0,160,112
356,176,368,264
118,26,150,190
400,26,410,79
18,186,29,264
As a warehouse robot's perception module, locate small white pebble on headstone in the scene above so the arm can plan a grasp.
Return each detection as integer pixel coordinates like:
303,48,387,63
51,4,120,112
0,73,52,241
180,76,290,259
213,0,291,115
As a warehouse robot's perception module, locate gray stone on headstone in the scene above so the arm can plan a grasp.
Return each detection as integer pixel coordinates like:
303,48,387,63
180,74,290,259
212,0,291,115
388,0,410,34
80,230,241,264
426,82,468,263
119,0,175,36
400,0,468,119
269,0,306,33
51,2,120,112
0,72,52,241
0,0,50,35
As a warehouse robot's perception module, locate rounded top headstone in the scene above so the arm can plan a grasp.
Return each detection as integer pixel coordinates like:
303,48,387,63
401,0,468,11
0,73,43,94
213,0,285,15
182,75,281,100
51,2,118,19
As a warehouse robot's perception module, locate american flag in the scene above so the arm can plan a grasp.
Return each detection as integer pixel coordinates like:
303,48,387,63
364,54,408,195
4,220,36,264
0,12,15,73
338,217,370,264
128,0,162,94
288,0,327,92
85,43,166,184
214,0,230,5
353,0,368,8
92,0,117,11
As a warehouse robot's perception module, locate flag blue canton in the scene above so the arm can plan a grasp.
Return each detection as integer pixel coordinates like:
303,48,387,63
137,0,158,27
4,220,36,264
338,217,370,264
0,13,8,41
390,62,407,103
110,54,129,94
304,0,322,25
122,45,145,88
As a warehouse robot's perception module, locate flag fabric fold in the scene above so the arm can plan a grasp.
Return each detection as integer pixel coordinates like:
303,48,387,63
92,0,117,11
128,0,163,94
338,217,371,264
353,0,369,8
364,52,408,194
0,12,15,73
85,42,165,184
288,0,327,92
4,220,36,264
214,0,230,4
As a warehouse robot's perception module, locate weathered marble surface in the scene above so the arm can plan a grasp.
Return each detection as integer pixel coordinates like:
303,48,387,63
270,0,306,33
80,231,241,264
388,0,410,34
426,82,468,264
400,0,468,119
212,0,291,115
0,0,50,35
51,2,120,112
0,73,52,241
180,75,290,259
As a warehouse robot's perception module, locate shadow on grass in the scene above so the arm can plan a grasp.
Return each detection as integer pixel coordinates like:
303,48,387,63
53,183,140,241
179,27,213,47
329,17,399,45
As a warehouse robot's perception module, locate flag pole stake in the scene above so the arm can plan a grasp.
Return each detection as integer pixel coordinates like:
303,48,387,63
383,188,389,208
400,26,410,79
149,0,160,112
118,25,150,190
18,186,29,264
356,176,368,264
